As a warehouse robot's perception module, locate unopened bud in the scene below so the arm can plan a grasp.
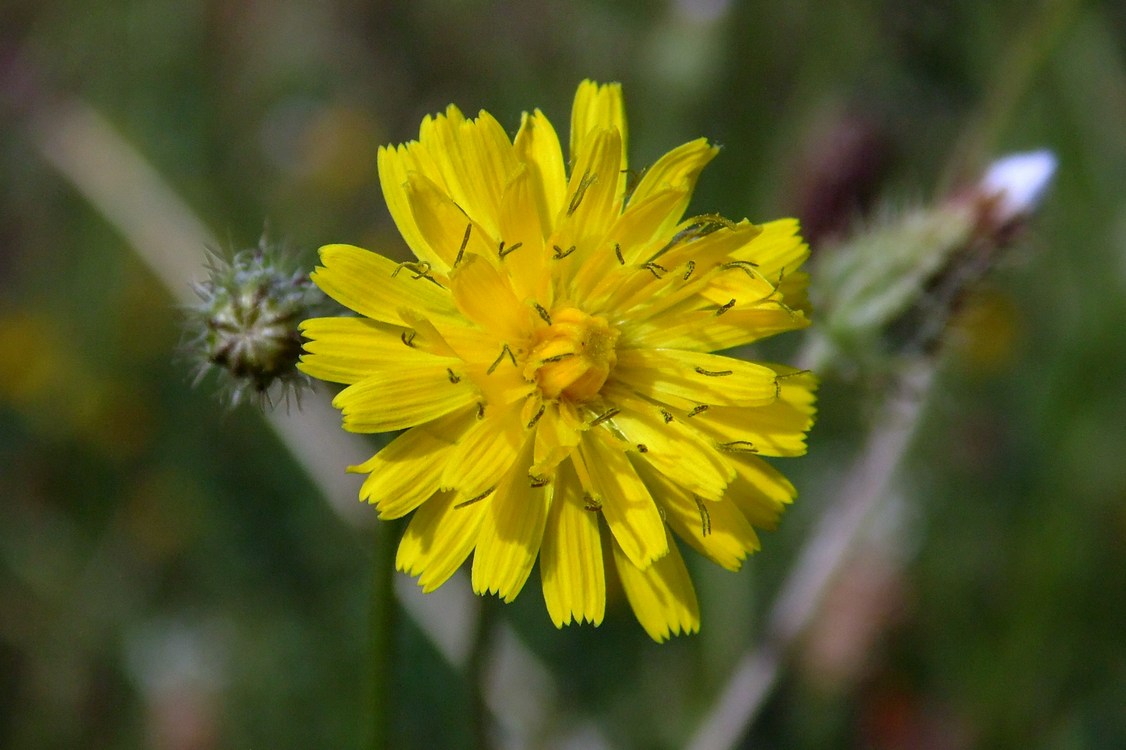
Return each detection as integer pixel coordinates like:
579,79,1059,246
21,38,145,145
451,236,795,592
979,149,1058,226
184,234,332,407
807,150,1057,374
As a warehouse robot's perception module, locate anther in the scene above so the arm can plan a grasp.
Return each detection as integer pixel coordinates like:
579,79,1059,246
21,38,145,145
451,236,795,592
392,260,443,287
720,259,760,276
533,303,553,325
683,260,696,281
455,485,497,509
623,166,647,202
552,244,577,259
539,352,575,364
455,224,472,267
583,493,603,512
529,474,549,488
567,170,597,215
694,366,733,377
660,409,674,424
775,368,813,380
718,440,758,453
498,240,523,260
400,330,417,348
687,404,709,417
486,343,517,374
476,402,486,420
715,299,736,316
392,260,428,279
636,444,649,453
589,408,620,427
614,243,625,265
446,368,461,384
642,261,668,279
526,403,546,429
652,214,736,257
682,213,737,232
694,496,712,537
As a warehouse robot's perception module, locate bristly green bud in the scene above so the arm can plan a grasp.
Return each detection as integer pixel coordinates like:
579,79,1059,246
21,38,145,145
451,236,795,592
184,233,333,408
805,150,1057,376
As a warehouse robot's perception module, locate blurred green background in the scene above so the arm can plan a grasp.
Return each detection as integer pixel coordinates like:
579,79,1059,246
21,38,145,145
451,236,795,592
2,0,1124,748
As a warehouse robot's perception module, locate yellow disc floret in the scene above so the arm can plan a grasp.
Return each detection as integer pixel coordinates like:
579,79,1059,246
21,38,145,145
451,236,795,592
525,307,619,402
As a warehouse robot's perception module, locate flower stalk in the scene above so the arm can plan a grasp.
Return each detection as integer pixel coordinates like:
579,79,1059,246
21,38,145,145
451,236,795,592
367,519,400,750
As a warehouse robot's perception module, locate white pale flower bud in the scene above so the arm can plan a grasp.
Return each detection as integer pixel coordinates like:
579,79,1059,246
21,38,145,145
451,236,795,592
979,149,1058,225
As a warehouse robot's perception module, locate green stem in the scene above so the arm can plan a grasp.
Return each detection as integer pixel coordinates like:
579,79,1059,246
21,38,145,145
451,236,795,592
368,519,399,750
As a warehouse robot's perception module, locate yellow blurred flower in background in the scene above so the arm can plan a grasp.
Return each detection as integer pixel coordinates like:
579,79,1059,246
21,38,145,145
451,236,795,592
300,80,816,640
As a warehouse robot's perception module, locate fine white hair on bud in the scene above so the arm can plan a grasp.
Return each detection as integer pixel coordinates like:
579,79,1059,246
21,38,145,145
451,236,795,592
979,149,1058,224
183,233,332,408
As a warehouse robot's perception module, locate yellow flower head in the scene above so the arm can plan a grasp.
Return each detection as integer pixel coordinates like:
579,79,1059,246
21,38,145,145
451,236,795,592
300,81,816,641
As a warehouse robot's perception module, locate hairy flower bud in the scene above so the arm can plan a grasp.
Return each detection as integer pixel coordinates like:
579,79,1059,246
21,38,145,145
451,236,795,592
184,235,332,407
807,150,1057,375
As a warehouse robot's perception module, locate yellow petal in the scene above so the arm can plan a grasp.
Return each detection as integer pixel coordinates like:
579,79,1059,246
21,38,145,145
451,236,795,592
690,367,818,457
463,359,537,410
570,80,627,176
311,244,457,325
398,308,497,364
627,138,718,233
440,404,525,503
696,261,779,310
540,461,605,627
728,455,797,530
734,218,809,281
656,219,764,269
513,109,566,236
396,490,487,593
377,143,446,269
395,314,535,409
333,360,478,432
349,412,466,518
603,389,734,501
601,222,765,318
639,464,760,572
417,108,519,238
497,166,551,304
614,188,697,260
778,270,811,317
299,317,436,384
612,529,699,642
405,171,498,273
531,399,583,476
455,109,522,233
567,188,691,303
449,253,534,343
554,127,623,250
574,223,765,335
471,439,547,602
574,428,667,569
613,348,779,411
415,106,492,237
631,302,810,351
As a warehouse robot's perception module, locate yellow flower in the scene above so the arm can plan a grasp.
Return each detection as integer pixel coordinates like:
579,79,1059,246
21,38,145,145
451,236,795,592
300,81,816,641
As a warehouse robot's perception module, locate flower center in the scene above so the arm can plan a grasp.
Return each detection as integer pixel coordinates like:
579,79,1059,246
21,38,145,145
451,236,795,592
525,307,619,402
